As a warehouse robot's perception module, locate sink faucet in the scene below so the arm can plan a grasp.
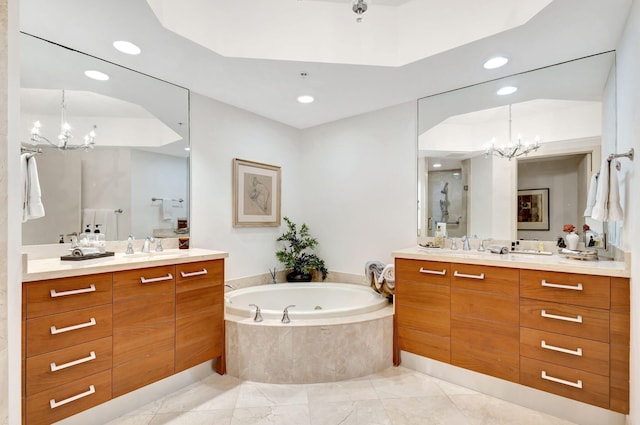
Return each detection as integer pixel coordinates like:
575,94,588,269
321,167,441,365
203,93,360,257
141,236,154,253
125,235,135,255
461,235,471,251
478,239,491,252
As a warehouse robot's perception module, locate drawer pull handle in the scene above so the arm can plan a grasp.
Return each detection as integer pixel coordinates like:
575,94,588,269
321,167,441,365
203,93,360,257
541,340,583,357
540,310,583,323
140,273,173,284
50,351,97,372
541,371,583,389
50,284,96,298
541,280,583,291
50,385,96,409
453,271,485,280
180,268,208,278
50,317,97,335
419,268,446,275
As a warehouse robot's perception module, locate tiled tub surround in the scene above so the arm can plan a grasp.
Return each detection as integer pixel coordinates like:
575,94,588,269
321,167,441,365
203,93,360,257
393,246,630,425
21,248,227,425
226,305,394,384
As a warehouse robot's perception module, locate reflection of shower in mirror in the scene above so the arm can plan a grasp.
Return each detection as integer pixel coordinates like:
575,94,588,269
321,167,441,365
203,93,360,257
427,168,468,238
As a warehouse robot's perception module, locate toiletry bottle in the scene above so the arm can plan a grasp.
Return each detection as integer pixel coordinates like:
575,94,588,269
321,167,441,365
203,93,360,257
94,224,101,234
85,224,92,233
434,225,444,248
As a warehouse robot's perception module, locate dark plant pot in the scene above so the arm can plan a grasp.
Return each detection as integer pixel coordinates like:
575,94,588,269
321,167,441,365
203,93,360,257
286,272,312,282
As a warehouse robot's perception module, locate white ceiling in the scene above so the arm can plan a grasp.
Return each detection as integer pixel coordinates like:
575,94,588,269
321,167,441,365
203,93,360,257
19,0,632,129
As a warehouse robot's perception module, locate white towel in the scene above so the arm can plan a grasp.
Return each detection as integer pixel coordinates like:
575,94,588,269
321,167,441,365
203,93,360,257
583,172,599,217
82,209,96,233
162,199,173,220
21,153,45,222
591,159,624,222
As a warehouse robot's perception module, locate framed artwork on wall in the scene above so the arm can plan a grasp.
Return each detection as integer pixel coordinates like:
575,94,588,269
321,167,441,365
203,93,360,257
232,158,281,227
517,188,549,230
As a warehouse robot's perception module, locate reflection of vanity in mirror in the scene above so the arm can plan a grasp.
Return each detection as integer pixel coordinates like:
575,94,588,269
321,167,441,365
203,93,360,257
417,52,616,245
20,33,190,245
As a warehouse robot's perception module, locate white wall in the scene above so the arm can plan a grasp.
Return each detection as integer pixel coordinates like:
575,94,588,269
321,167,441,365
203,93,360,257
299,102,417,274
189,93,303,280
614,0,640,422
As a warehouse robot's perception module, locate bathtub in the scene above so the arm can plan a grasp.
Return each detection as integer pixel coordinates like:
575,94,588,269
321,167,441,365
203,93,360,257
225,282,389,320
225,282,393,384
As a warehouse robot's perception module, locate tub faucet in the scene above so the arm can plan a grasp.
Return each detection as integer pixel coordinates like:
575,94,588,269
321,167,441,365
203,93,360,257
224,284,236,290
249,304,263,322
461,235,471,251
281,305,296,323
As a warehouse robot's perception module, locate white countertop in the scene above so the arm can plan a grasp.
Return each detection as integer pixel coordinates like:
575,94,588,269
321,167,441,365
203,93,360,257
393,246,630,278
23,248,228,282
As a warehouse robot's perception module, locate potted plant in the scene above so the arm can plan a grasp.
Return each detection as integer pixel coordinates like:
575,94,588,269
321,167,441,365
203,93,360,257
276,217,328,282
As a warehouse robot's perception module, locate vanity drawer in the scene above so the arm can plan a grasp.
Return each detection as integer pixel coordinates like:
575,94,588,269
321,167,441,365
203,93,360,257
396,304,450,336
397,325,450,364
396,280,450,311
451,264,519,296
176,285,223,317
26,336,112,396
395,259,450,286
520,328,609,376
25,369,112,425
176,259,223,290
452,339,519,383
176,308,223,372
113,265,175,302
451,316,519,354
520,299,609,343
520,357,609,409
520,270,610,309
26,273,112,319
26,304,113,357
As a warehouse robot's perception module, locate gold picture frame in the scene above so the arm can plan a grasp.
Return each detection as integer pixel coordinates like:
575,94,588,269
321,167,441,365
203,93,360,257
517,188,549,230
232,158,281,227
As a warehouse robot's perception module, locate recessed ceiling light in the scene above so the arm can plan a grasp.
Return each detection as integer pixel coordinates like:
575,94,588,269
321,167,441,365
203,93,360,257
433,163,442,168
497,86,518,96
113,40,141,55
184,147,191,151
483,56,509,69
84,70,110,81
297,95,314,104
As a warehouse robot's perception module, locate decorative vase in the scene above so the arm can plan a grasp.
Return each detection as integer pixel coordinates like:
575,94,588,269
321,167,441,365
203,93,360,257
286,272,312,282
565,232,579,250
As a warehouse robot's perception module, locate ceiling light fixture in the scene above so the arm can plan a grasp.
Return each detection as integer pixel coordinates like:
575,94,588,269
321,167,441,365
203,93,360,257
497,86,517,96
485,104,540,160
28,90,97,151
113,40,141,55
352,0,368,23
297,95,314,104
483,56,509,69
84,70,110,81
433,163,442,168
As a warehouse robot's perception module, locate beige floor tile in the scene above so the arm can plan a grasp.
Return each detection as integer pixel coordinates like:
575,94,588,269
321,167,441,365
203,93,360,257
149,409,233,425
231,405,311,425
309,399,391,425
104,414,155,425
307,379,379,404
235,382,309,408
370,368,445,399
383,396,473,425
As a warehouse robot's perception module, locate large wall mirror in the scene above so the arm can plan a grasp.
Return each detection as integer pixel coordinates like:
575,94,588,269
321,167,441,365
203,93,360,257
417,52,616,243
20,33,190,245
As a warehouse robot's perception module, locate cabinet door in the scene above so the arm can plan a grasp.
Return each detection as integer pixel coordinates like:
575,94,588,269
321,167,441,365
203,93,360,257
175,260,224,372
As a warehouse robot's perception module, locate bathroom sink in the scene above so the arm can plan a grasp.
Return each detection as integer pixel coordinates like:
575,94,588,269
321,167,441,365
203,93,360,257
121,250,187,259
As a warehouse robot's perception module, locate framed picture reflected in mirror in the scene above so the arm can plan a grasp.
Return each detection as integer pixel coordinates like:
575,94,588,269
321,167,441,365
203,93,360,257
517,188,549,230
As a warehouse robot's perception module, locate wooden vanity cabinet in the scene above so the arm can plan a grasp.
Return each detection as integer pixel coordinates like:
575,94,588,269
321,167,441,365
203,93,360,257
395,259,630,414
23,273,114,425
395,259,451,363
23,256,227,425
175,259,225,373
112,265,176,397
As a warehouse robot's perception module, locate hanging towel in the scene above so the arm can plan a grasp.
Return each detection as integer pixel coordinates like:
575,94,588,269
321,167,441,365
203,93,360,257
94,209,117,239
82,209,96,233
21,153,45,222
162,199,173,220
583,172,599,217
591,159,624,221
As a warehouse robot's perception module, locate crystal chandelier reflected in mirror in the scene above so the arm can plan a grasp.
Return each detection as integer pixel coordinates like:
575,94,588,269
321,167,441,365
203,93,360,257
29,90,97,151
485,104,540,160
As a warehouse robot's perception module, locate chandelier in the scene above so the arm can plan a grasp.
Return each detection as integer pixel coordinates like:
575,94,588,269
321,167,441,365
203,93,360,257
352,0,368,23
485,104,540,160
29,90,97,151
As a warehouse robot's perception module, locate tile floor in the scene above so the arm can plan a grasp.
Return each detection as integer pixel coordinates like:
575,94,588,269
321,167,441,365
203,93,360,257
105,366,577,425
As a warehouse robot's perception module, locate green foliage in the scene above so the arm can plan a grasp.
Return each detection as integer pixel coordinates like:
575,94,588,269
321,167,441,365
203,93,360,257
276,217,328,280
